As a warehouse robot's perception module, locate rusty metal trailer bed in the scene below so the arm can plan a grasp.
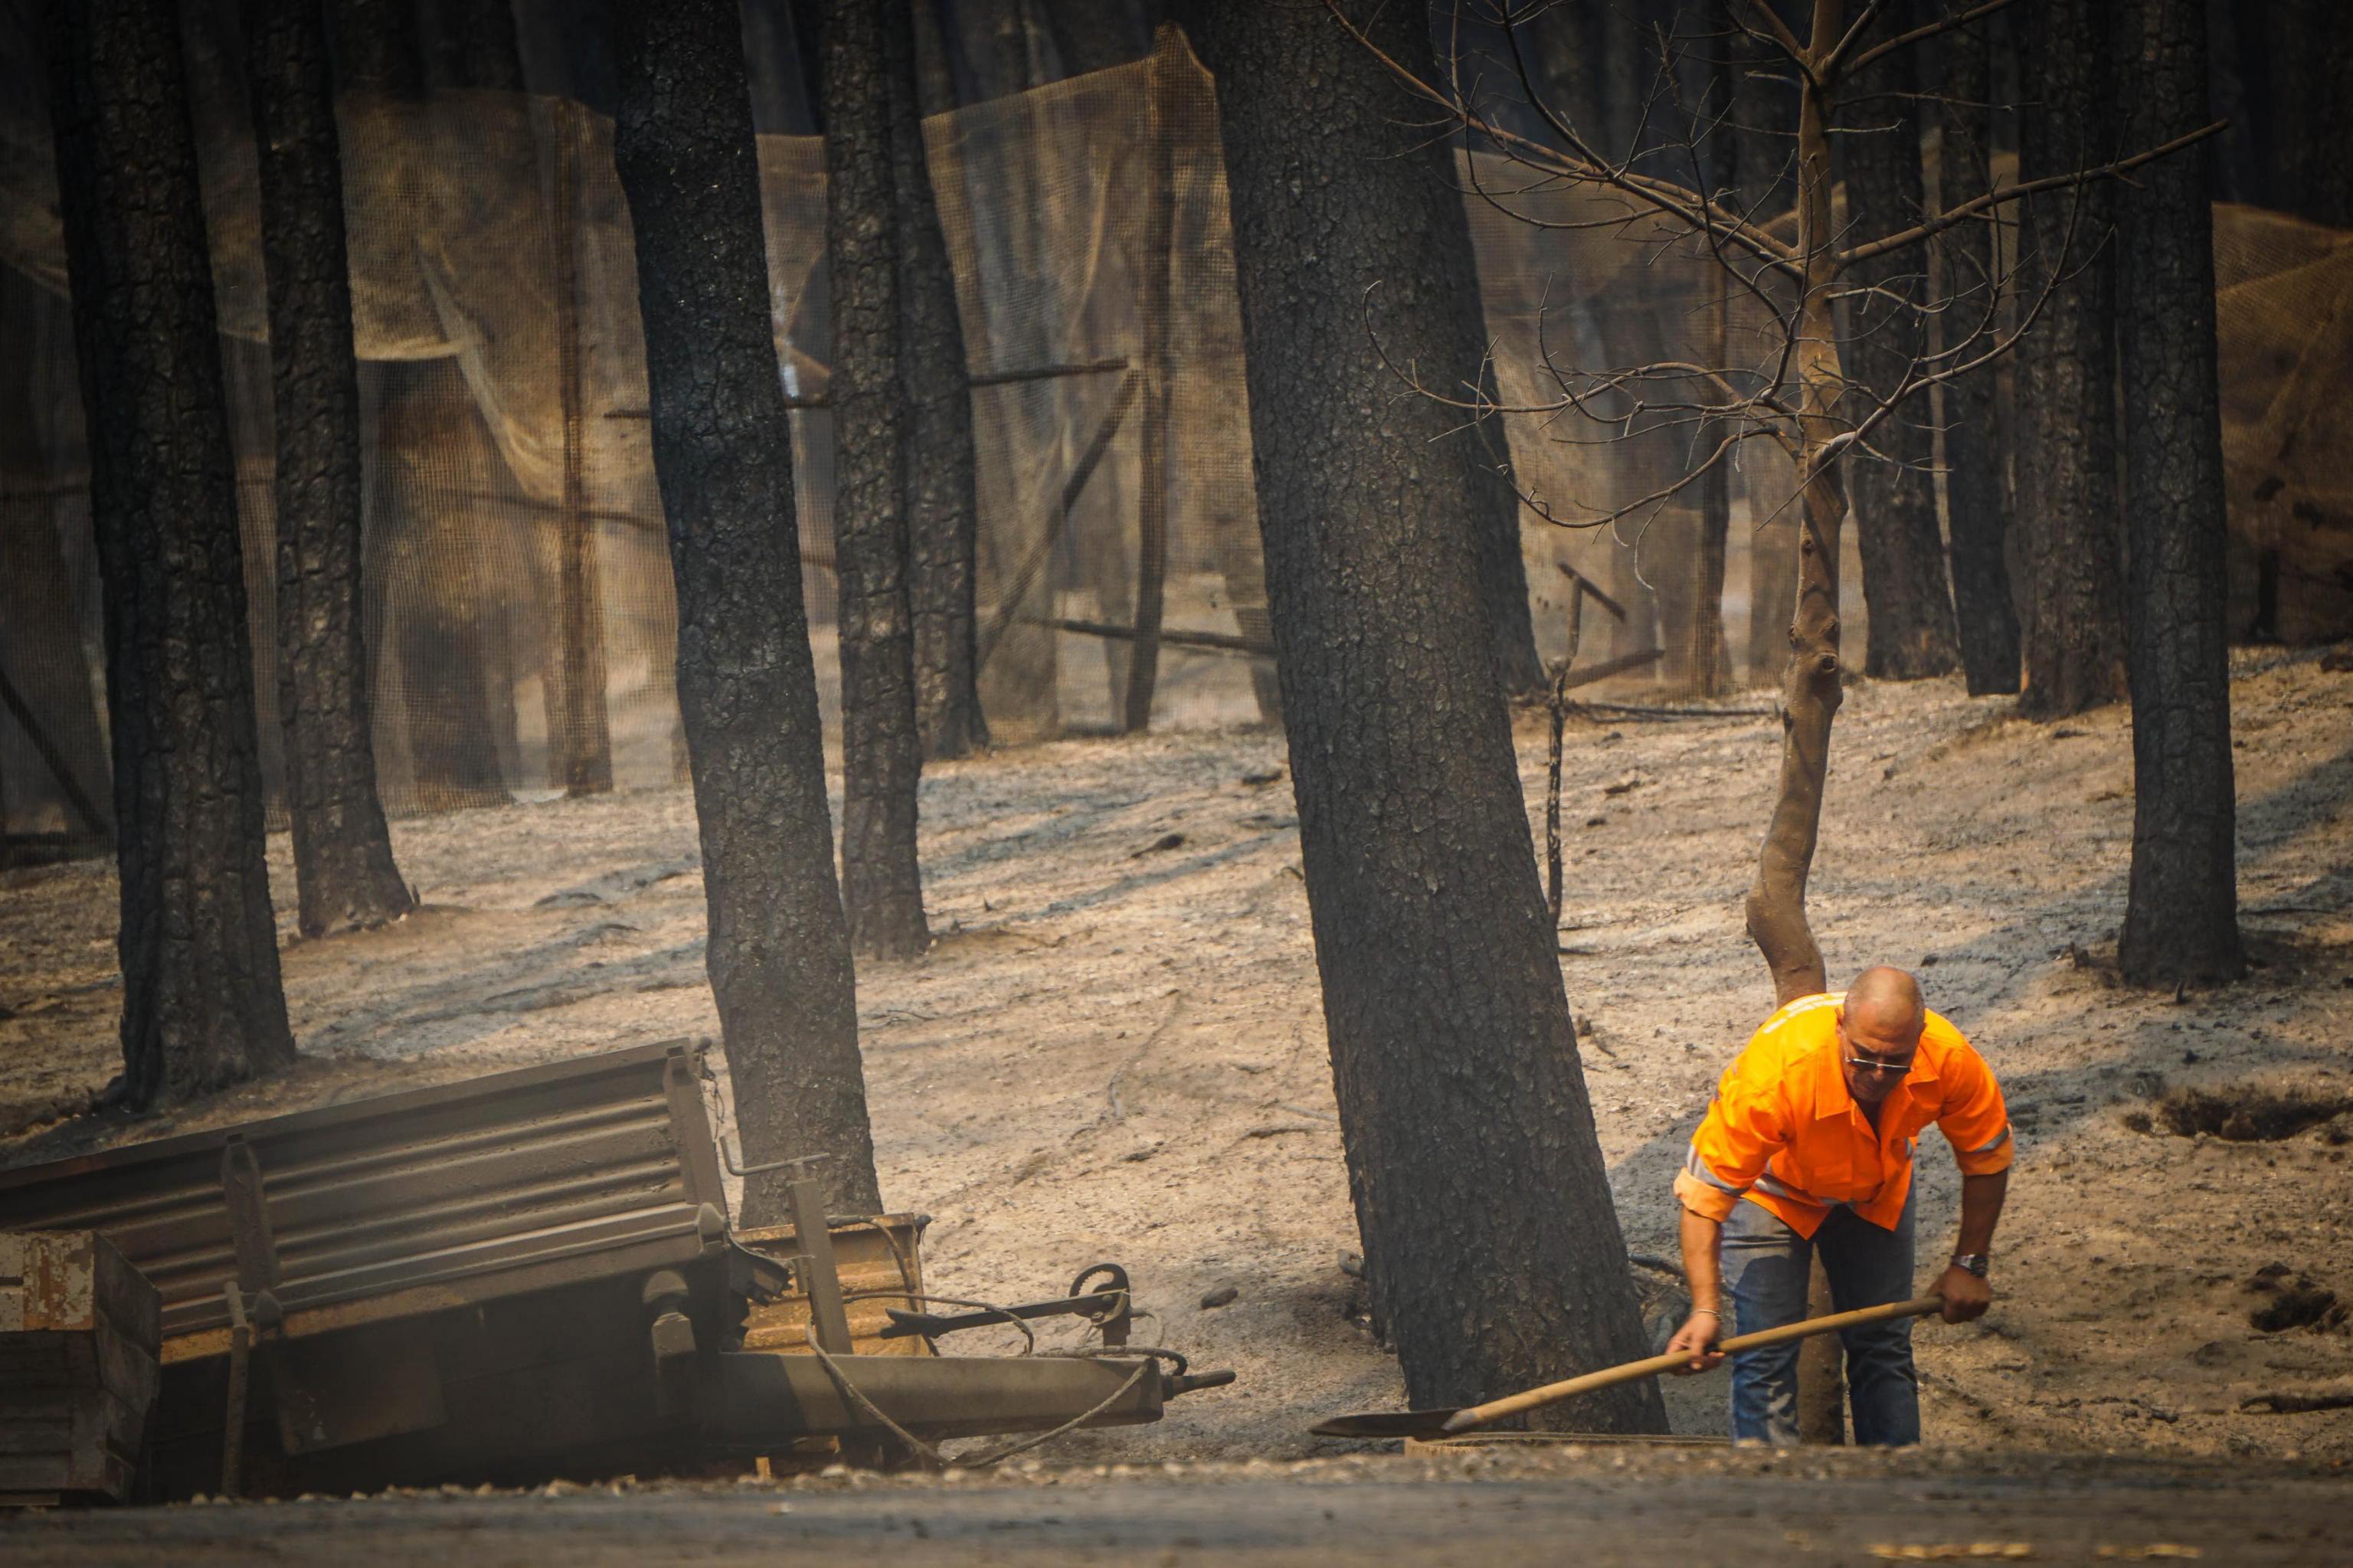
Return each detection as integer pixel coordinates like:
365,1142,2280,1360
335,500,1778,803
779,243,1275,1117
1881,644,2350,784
0,1041,1226,1498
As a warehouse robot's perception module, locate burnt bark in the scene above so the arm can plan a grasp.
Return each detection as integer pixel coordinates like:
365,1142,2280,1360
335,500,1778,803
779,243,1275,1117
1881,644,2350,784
2237,0,2353,227
47,0,296,1104
416,0,528,91
2014,0,2129,719
247,0,415,938
1733,22,1802,688
326,0,423,94
819,0,929,958
1933,8,2022,696
611,0,881,1218
1682,34,1739,700
2114,0,2244,987
889,2,987,760
1839,21,1961,680
1170,0,1664,1432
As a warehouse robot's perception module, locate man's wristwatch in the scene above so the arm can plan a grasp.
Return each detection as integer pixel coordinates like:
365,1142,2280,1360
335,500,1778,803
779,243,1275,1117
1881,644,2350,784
1950,1252,1991,1278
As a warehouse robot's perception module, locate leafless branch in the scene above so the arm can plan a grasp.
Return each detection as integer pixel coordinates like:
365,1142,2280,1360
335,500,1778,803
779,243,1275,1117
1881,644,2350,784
1838,121,2227,268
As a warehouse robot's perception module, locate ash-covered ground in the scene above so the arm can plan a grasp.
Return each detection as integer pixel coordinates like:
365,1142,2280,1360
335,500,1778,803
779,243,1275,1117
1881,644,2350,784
3,647,2350,1466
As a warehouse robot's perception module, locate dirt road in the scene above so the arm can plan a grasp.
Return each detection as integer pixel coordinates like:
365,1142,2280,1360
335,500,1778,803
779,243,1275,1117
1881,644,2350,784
2,1449,2342,1566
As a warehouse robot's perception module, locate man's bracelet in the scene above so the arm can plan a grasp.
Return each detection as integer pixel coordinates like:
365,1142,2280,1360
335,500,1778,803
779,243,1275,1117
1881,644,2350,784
1690,1307,1720,1318
1950,1252,1990,1278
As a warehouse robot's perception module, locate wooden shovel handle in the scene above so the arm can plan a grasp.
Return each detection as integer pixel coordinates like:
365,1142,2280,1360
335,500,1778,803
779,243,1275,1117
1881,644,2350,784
1440,1293,1946,1435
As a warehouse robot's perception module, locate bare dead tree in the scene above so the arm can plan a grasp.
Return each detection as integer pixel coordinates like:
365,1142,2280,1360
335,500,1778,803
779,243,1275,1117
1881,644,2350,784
1337,0,2220,1011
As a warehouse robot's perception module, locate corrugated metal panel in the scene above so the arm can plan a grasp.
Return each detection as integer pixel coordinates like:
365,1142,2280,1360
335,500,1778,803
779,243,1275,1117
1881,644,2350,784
0,1042,725,1354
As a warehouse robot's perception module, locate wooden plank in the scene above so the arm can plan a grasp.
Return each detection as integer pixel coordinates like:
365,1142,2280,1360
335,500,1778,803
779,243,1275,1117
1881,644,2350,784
737,1213,930,1359
0,1232,159,1501
0,1455,73,1490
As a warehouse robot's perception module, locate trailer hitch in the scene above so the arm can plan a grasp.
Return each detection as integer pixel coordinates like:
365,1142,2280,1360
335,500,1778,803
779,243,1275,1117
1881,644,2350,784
879,1262,1135,1345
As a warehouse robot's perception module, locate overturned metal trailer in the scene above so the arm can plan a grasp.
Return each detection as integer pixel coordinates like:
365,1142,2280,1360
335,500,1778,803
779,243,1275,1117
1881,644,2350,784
0,1040,1228,1498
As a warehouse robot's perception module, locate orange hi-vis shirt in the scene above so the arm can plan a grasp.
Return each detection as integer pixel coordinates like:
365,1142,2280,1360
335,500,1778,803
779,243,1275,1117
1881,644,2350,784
1674,993,2014,1239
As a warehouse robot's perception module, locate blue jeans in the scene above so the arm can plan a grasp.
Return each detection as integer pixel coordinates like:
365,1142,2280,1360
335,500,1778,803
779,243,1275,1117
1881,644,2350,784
1720,1188,1920,1445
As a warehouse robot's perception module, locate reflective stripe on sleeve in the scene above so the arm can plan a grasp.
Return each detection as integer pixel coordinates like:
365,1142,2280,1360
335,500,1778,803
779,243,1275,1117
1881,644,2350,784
1965,1124,2012,1156
1751,1171,1827,1206
1684,1145,1745,1196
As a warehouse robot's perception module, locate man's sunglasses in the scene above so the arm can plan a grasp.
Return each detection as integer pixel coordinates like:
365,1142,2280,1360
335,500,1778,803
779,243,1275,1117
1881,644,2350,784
1844,1052,1915,1077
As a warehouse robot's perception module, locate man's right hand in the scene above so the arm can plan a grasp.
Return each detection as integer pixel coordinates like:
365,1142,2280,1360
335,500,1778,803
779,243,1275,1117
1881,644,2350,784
1664,1309,1725,1373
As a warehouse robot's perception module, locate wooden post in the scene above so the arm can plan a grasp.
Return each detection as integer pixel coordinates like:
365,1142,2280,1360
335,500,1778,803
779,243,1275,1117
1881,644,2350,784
1121,35,1179,734
551,99,613,795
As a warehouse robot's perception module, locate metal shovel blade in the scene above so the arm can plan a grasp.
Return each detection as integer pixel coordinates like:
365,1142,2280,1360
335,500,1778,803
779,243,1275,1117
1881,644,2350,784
1310,1408,1465,1440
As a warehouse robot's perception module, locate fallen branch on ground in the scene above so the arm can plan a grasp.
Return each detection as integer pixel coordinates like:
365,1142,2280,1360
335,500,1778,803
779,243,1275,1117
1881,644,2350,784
2240,1389,2353,1414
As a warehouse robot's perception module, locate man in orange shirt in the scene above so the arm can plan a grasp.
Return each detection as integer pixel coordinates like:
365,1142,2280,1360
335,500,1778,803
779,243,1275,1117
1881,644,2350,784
1664,967,2011,1444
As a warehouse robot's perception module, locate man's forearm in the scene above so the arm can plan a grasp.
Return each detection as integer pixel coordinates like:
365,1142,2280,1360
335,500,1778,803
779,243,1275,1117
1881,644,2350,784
1953,1169,2008,1257
1680,1207,1724,1311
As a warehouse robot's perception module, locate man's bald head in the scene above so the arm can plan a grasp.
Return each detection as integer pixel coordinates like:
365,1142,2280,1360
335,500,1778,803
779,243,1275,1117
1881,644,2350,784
1844,966,1926,1052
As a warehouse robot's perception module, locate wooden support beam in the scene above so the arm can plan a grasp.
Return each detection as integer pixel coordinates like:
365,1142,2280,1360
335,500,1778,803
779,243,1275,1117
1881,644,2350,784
975,369,1140,671
0,664,110,836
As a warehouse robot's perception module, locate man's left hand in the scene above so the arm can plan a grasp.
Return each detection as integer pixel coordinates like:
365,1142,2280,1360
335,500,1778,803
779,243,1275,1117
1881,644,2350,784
1935,1264,1992,1323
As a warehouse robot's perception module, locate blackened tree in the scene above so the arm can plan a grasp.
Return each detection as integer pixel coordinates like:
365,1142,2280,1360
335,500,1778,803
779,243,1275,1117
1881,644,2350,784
817,0,931,957
1839,9,1960,680
888,2,987,759
46,0,296,1104
1933,5,2021,696
247,0,416,938
2014,0,2129,719
1169,0,1667,1431
2114,0,2244,987
610,0,882,1216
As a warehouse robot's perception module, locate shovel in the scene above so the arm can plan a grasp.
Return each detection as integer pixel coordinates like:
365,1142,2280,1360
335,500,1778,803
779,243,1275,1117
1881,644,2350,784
1311,1292,1946,1440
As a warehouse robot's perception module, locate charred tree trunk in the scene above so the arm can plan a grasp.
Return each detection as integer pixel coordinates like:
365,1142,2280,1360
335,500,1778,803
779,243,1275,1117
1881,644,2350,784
1933,8,2022,696
2014,0,2129,719
2239,0,2353,227
889,3,987,760
611,0,881,1218
819,0,929,958
1840,21,1960,680
326,0,424,94
47,0,296,1104
247,0,415,938
1683,35,1739,700
1171,0,1664,1432
1733,22,1802,688
416,0,528,92
2115,0,2244,987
